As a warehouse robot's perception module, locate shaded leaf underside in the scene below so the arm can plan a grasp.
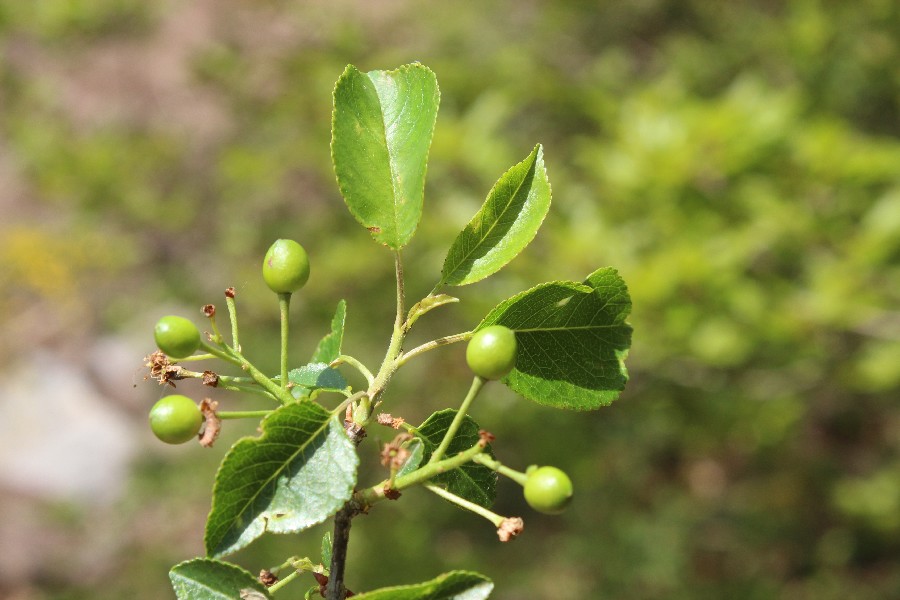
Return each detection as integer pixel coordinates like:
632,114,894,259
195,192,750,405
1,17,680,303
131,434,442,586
205,402,358,558
416,409,497,508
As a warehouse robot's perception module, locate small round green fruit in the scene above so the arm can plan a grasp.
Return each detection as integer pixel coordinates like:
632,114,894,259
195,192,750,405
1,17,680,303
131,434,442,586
149,395,203,444
262,239,310,294
524,466,573,514
154,315,201,359
465,325,517,380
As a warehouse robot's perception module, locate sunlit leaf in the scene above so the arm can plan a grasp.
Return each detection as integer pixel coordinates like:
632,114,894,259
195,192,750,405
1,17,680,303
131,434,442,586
352,570,493,600
169,558,271,600
440,144,551,286
332,63,439,249
205,403,358,557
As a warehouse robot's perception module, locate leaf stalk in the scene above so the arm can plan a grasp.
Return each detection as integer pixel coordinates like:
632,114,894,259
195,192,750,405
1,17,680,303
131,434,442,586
279,292,291,392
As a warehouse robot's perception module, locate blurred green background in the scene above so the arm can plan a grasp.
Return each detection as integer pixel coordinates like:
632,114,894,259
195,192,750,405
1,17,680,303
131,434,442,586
1,1,899,598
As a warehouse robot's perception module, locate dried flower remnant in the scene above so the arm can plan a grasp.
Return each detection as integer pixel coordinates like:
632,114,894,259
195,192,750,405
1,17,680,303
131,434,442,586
198,398,221,448
497,517,524,542
376,413,406,429
478,429,496,448
258,569,278,587
380,433,413,470
145,350,183,387
202,370,219,387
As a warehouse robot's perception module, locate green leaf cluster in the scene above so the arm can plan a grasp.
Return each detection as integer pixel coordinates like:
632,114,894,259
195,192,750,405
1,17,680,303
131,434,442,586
5,2,900,598
155,61,632,598
331,63,631,413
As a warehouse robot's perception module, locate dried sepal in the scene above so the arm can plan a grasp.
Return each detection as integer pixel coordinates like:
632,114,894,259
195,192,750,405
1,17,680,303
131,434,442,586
198,398,221,448
376,413,406,429
380,433,413,470
258,569,278,587
497,517,524,542
145,350,183,387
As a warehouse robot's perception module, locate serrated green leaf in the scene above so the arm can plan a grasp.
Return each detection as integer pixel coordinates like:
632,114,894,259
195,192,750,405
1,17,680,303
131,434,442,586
416,410,497,508
480,267,632,410
405,294,459,330
288,362,349,397
311,299,346,364
396,439,424,478
169,558,271,600
440,144,551,286
205,403,358,558
352,570,493,600
332,63,440,249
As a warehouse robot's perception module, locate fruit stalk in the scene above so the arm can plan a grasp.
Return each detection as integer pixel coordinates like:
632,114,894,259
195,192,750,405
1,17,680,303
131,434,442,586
424,484,505,527
473,453,528,486
279,292,291,391
428,376,485,464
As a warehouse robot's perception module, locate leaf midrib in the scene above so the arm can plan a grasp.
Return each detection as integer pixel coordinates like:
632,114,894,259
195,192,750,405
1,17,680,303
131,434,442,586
443,149,537,282
370,70,407,244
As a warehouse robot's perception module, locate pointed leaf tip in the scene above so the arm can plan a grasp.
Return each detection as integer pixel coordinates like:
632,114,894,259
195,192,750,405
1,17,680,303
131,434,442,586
440,144,551,286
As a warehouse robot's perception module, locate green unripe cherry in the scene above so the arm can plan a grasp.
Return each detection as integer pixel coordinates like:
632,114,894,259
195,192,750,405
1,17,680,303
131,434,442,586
262,239,310,294
154,315,201,359
466,325,517,380
523,466,573,514
149,395,203,444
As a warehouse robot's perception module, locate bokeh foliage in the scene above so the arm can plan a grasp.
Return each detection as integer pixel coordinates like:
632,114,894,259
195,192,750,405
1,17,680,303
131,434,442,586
1,0,899,598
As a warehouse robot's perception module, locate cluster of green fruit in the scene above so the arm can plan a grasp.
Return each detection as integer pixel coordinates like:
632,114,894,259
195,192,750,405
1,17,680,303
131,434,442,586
148,239,572,515
149,239,309,443
465,325,573,514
